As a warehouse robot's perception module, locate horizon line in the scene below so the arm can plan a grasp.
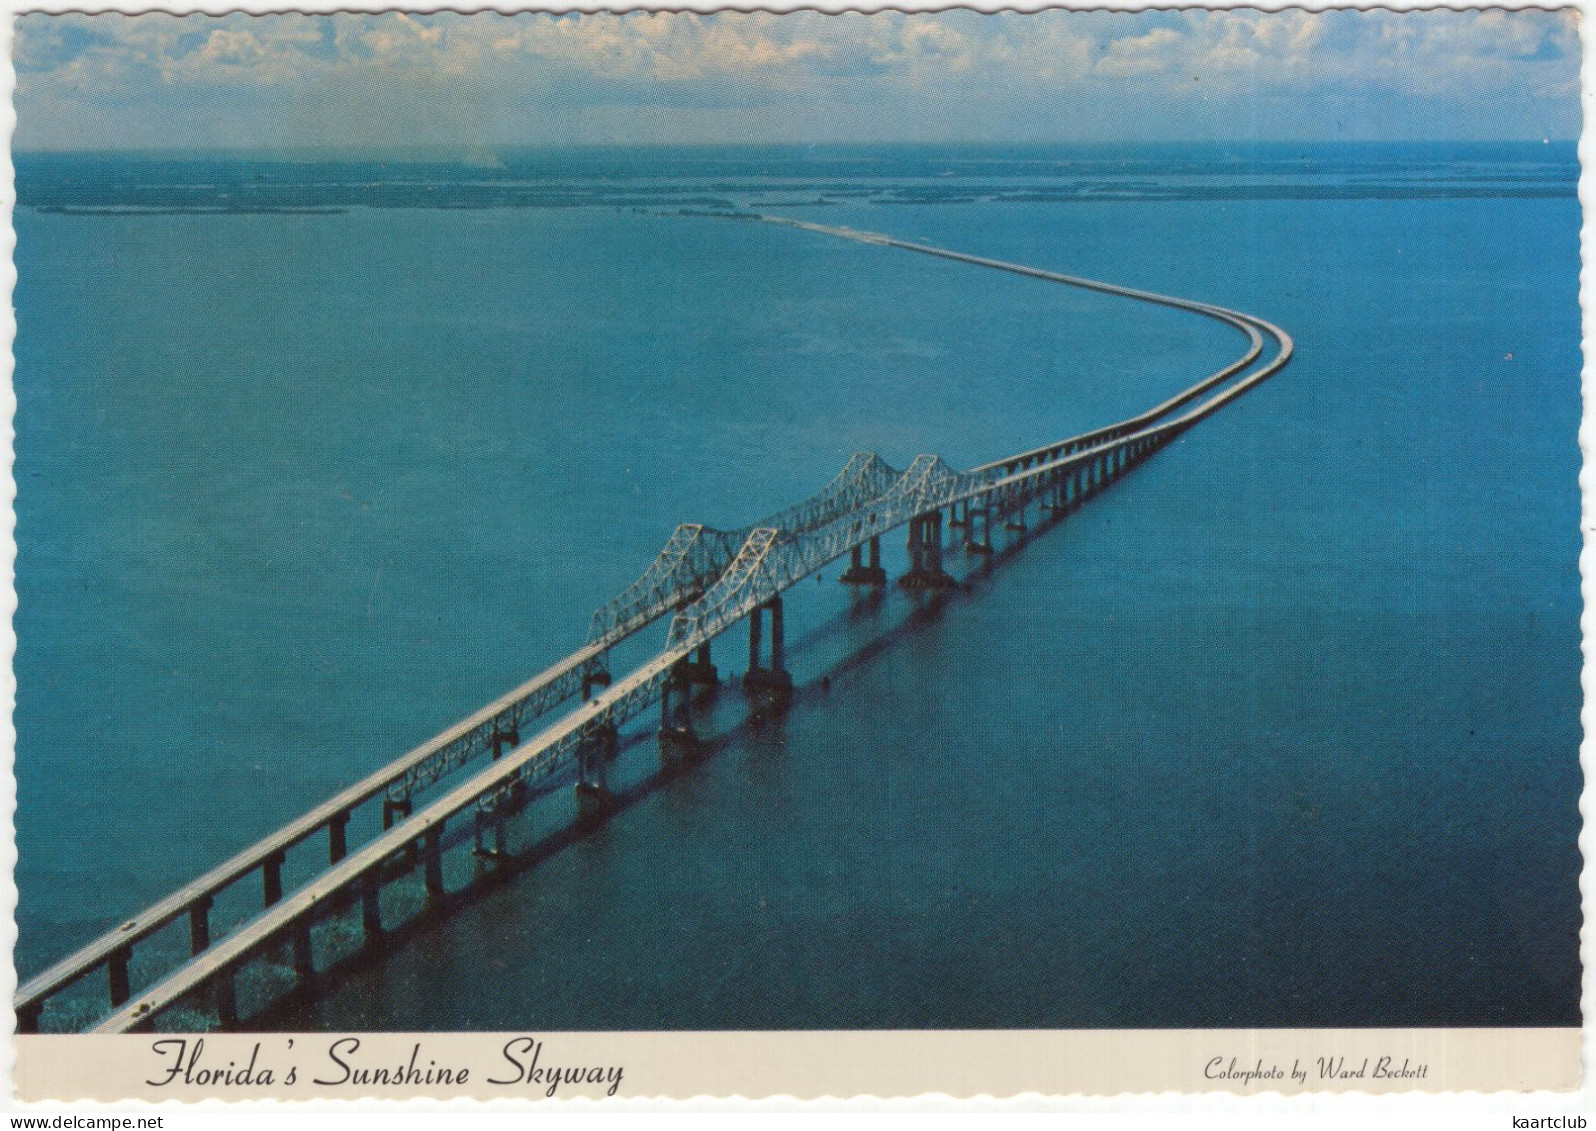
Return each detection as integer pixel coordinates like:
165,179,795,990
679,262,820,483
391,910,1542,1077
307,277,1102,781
12,137,1579,158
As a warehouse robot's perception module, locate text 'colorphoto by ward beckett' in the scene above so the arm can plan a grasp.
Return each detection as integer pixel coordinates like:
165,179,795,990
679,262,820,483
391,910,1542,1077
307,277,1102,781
7,6,1586,1098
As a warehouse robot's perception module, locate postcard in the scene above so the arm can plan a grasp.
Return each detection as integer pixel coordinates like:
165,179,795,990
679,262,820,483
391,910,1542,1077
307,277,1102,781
5,3,1586,1102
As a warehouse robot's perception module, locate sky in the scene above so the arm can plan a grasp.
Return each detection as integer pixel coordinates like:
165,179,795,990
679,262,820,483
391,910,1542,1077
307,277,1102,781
11,8,1584,151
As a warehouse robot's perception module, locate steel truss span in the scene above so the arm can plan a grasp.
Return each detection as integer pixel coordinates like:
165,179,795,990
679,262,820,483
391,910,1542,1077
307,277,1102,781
17,218,1292,1035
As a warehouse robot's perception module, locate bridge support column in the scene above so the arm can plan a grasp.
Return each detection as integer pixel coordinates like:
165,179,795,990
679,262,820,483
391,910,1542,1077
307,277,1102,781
841,536,887,585
659,658,701,761
902,511,958,587
1006,500,1029,532
577,720,617,813
108,946,132,1009
190,897,213,956
423,824,446,897
948,500,967,528
491,722,520,761
382,794,412,830
745,597,794,703
582,660,611,701
748,605,761,672
680,641,719,689
964,502,993,556
472,806,510,862
329,811,350,865
383,793,418,868
16,1003,41,1035
263,850,285,908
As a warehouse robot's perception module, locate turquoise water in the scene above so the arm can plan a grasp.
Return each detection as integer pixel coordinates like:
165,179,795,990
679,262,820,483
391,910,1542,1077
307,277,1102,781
13,144,1582,1027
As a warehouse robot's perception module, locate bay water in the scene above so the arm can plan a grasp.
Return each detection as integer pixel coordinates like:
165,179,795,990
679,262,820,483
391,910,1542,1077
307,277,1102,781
13,143,1582,1028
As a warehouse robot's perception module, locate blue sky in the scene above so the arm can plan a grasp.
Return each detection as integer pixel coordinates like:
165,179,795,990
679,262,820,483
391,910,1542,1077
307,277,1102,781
12,9,1582,150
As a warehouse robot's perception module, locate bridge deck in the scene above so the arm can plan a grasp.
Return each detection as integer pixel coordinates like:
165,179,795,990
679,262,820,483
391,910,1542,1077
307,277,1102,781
15,637,607,1012
91,646,684,1033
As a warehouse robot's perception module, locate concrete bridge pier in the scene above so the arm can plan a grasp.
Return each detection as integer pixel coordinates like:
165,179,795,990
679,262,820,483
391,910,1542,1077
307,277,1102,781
964,500,993,555
423,824,445,898
108,947,131,1009
190,896,213,956
840,535,887,585
473,804,510,862
1041,477,1065,514
680,641,719,689
490,723,520,761
577,720,617,813
948,500,967,528
659,657,701,761
329,810,350,864
582,659,611,701
902,511,958,587
745,597,795,702
382,792,417,868
379,791,418,867
263,851,286,908
382,793,413,831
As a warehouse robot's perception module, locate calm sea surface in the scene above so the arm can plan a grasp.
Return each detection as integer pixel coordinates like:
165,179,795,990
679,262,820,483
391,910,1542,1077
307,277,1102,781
13,143,1583,1028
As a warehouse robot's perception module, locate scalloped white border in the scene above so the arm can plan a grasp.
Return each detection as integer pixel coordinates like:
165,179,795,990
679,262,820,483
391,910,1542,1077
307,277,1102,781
0,0,1588,1115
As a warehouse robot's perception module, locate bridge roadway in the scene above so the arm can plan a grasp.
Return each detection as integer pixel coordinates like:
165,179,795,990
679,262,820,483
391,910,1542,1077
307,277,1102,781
19,217,1291,1034
13,450,904,1031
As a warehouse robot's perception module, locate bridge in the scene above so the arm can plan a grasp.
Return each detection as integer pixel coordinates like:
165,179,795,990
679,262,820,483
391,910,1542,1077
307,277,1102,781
16,217,1293,1035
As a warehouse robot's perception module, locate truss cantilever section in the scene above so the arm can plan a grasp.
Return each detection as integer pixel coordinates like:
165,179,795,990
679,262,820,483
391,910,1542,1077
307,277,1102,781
585,450,902,650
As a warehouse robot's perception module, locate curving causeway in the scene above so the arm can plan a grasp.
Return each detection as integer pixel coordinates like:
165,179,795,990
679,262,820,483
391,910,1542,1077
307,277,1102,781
16,216,1292,1034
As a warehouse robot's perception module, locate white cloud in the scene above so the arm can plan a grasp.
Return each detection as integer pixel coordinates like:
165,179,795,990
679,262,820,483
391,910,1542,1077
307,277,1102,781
1094,26,1185,78
12,9,1581,149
